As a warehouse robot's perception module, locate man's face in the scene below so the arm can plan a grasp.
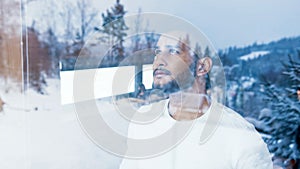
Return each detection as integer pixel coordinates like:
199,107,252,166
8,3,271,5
152,35,194,93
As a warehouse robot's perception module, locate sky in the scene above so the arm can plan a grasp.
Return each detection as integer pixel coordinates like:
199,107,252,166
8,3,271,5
26,0,300,49
93,0,300,49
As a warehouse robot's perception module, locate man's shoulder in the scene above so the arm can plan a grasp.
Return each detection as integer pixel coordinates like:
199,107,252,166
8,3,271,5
218,106,273,168
214,104,268,150
218,104,255,131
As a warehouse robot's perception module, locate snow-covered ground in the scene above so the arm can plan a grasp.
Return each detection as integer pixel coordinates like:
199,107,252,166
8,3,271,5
0,79,128,169
240,51,269,61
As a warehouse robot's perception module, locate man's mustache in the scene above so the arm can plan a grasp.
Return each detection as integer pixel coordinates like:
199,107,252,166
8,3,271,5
153,68,172,76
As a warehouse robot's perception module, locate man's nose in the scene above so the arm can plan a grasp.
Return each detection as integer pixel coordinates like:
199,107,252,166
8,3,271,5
154,53,168,67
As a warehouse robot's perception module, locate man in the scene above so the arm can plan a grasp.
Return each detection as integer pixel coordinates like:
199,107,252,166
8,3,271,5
120,32,273,169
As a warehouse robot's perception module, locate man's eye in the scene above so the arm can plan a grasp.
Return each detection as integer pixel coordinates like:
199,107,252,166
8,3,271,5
169,49,180,55
154,49,162,55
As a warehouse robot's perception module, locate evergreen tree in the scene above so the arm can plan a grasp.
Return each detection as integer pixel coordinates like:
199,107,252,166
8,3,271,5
194,43,203,59
43,28,61,77
131,8,142,52
260,52,300,168
96,0,128,66
204,46,210,57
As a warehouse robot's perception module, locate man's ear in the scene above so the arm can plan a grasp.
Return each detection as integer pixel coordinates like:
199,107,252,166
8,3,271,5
196,57,212,77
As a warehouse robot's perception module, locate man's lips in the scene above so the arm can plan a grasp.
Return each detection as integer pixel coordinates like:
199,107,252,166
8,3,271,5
153,69,171,77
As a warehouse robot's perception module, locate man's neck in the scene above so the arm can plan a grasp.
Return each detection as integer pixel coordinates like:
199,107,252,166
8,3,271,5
168,91,211,121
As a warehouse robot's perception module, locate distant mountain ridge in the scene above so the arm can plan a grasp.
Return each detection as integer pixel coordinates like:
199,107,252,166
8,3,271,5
219,36,300,86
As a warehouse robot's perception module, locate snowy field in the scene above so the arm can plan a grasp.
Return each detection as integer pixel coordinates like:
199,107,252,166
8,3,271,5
240,51,270,61
0,78,130,169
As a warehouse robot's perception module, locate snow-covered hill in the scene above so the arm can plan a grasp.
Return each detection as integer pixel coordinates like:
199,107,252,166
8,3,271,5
239,51,269,61
0,79,127,169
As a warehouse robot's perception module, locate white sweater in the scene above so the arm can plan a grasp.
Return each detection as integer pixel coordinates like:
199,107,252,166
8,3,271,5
120,100,273,169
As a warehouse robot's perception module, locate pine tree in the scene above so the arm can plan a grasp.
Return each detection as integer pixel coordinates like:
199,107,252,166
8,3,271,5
194,43,203,59
204,46,210,57
96,0,128,66
131,8,142,52
260,51,300,168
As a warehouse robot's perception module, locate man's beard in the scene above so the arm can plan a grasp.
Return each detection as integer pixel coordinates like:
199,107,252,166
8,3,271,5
152,70,195,96
152,79,180,95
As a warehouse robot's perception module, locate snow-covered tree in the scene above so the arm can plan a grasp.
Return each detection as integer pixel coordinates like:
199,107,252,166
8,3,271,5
194,43,203,59
204,46,211,58
95,0,128,66
41,28,61,77
131,8,143,52
74,0,98,45
260,51,300,168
